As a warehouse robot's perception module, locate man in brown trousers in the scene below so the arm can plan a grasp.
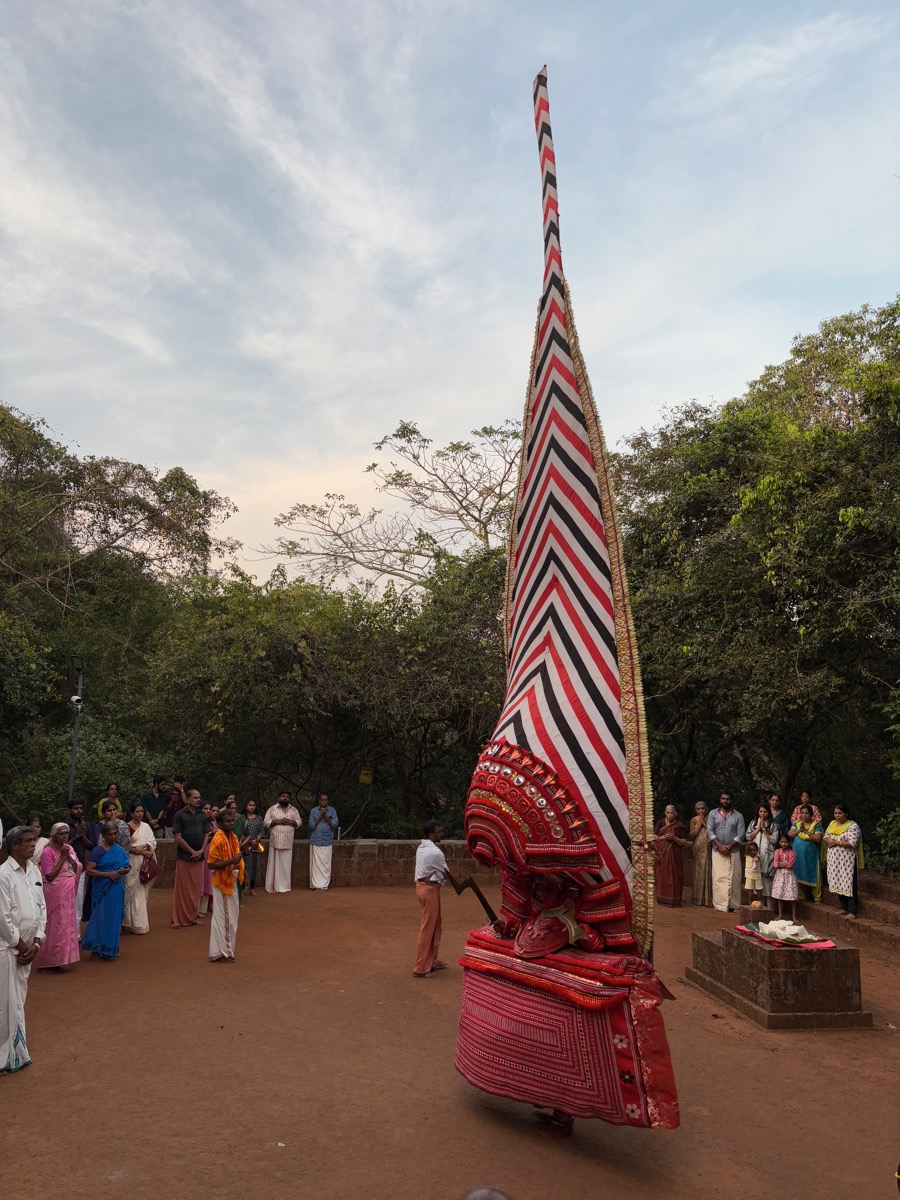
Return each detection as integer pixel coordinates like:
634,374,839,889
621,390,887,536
413,820,449,977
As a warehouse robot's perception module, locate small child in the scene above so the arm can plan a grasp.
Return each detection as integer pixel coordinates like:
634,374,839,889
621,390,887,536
771,835,798,920
744,841,762,899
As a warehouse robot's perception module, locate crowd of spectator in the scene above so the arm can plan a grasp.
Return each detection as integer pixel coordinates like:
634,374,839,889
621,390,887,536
652,789,865,919
0,775,338,1075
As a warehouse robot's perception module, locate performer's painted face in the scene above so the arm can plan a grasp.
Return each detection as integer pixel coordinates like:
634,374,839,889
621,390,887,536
533,876,566,910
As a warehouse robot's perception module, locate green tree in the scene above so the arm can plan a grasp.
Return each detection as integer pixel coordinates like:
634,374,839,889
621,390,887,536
0,406,237,606
616,297,900,826
0,405,238,827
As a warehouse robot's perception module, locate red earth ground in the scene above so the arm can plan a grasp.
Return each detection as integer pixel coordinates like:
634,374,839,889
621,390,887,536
2,886,897,1200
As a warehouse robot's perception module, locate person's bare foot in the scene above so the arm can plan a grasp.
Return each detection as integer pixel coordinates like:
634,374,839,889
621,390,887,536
432,960,450,970
534,1108,574,1135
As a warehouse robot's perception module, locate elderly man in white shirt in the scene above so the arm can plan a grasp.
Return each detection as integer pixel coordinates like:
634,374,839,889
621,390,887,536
413,819,450,977
0,825,47,1074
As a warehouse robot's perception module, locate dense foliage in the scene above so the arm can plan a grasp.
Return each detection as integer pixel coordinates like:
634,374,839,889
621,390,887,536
616,299,900,837
1,299,897,856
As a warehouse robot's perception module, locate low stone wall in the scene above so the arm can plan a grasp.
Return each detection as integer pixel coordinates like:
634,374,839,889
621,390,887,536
152,839,499,889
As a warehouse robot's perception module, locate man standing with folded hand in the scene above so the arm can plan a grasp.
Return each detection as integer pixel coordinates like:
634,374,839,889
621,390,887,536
413,820,450,978
264,792,302,894
0,826,47,1074
707,791,746,913
308,793,338,891
170,788,208,927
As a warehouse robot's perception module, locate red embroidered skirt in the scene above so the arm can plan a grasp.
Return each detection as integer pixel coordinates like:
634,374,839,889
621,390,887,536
455,927,679,1128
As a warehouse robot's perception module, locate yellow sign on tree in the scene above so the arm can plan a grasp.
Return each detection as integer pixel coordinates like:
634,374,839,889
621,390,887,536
358,767,373,785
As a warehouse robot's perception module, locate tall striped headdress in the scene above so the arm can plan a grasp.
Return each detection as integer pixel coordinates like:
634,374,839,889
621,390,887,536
465,66,654,957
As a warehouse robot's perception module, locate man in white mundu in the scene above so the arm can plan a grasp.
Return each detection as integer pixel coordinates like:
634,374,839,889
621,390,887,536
0,826,47,1074
264,793,302,893
308,793,338,891
707,792,746,912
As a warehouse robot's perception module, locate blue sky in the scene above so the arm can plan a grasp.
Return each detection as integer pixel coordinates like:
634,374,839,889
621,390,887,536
1,1,897,557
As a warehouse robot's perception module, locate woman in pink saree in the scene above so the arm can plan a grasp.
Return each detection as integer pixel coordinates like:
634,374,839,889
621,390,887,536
35,823,82,971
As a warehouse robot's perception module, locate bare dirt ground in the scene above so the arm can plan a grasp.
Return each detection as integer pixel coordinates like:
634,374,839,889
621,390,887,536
3,886,898,1200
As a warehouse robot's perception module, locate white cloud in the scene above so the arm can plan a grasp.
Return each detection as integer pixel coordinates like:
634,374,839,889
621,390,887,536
660,13,885,121
0,1,896,562
146,3,445,274
0,32,211,372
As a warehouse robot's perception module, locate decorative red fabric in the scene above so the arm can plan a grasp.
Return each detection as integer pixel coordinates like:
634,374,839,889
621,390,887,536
456,929,679,1128
455,65,678,1131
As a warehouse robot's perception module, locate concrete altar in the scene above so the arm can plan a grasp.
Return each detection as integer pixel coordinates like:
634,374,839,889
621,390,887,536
686,928,873,1030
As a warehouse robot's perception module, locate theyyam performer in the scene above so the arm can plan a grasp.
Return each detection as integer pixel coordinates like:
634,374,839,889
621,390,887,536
455,67,679,1132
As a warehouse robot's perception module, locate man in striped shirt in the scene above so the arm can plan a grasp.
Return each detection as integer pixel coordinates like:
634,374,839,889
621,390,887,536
264,793,302,894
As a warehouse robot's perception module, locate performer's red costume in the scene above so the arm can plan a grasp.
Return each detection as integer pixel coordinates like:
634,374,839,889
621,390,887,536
454,69,679,1131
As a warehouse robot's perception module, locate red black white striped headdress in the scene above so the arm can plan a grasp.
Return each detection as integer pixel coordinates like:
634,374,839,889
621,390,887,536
465,66,654,956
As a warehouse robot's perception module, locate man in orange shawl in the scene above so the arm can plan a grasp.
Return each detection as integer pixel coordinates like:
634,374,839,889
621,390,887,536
207,809,245,963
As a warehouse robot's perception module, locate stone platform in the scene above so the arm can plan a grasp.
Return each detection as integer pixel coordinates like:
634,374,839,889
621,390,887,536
686,928,873,1029
739,904,775,924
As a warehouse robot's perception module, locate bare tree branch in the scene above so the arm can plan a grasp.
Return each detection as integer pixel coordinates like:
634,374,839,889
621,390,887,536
269,420,521,589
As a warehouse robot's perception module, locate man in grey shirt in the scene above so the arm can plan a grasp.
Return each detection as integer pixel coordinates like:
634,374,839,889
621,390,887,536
707,792,746,912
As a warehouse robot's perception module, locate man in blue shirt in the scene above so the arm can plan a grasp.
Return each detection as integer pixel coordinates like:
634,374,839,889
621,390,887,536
308,793,338,891
706,792,746,912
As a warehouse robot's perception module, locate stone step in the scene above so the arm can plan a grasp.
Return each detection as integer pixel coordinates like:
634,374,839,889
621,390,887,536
857,871,900,904
852,894,900,926
815,884,900,927
795,898,900,956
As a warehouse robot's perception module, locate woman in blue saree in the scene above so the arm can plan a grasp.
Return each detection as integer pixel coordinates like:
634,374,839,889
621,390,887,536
83,800,131,924
788,803,824,901
82,823,130,961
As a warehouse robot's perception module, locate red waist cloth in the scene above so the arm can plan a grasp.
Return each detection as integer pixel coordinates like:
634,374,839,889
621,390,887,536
455,926,679,1128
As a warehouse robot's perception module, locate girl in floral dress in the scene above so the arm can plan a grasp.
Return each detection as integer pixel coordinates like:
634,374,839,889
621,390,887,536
771,835,798,920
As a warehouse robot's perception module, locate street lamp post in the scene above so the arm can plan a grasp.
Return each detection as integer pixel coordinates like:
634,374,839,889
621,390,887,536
66,656,84,810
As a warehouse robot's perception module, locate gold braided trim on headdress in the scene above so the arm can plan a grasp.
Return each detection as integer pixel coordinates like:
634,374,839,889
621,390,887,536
562,278,655,958
503,305,541,659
